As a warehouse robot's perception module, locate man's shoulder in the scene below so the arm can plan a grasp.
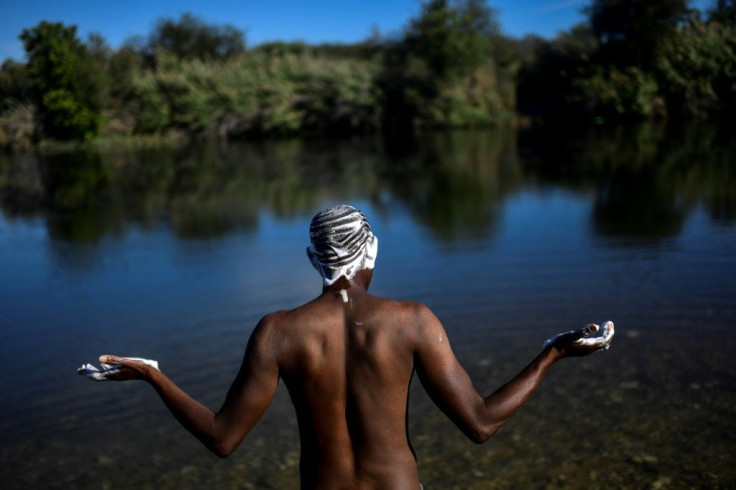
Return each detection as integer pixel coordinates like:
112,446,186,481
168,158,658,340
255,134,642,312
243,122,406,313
362,295,438,326
367,294,428,311
254,309,293,331
253,297,329,333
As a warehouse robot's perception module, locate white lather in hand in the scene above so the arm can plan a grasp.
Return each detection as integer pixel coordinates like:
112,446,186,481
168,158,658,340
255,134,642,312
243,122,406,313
78,357,159,381
543,321,615,352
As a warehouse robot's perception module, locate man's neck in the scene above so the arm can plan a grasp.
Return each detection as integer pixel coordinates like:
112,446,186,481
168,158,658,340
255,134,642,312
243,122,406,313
322,270,372,296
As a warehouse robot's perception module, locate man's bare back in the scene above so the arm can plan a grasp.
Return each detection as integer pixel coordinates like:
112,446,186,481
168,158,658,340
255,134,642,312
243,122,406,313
91,205,614,489
268,280,421,488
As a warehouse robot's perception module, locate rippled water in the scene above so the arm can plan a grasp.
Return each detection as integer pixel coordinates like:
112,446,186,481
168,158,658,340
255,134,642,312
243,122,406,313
1,124,735,488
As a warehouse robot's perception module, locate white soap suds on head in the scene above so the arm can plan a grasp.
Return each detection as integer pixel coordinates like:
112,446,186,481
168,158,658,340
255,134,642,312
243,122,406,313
307,205,378,287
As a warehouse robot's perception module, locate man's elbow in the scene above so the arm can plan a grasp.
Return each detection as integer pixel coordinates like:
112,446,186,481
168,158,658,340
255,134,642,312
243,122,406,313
467,422,501,444
209,438,237,458
211,444,234,459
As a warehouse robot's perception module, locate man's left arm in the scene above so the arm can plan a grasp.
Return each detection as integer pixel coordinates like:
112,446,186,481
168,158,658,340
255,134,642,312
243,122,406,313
413,304,613,443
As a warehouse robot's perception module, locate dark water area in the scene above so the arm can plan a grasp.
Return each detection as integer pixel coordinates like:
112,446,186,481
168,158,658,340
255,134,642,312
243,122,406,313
1,123,735,489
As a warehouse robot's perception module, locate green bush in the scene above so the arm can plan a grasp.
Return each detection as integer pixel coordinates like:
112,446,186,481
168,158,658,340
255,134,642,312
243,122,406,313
658,19,736,116
571,66,661,119
42,88,101,139
0,102,35,150
422,63,513,127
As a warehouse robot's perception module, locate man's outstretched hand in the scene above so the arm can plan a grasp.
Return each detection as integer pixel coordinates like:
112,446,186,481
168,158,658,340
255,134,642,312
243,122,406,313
77,356,159,381
544,321,615,358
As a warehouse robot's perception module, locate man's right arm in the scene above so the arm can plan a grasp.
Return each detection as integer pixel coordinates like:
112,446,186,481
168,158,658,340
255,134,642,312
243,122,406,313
412,304,606,443
99,314,281,457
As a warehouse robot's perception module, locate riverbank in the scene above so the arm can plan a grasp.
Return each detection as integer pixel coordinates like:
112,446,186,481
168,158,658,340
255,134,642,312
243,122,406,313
5,4,734,154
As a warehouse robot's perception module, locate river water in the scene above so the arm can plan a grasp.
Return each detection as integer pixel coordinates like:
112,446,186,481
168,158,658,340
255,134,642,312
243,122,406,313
1,124,734,488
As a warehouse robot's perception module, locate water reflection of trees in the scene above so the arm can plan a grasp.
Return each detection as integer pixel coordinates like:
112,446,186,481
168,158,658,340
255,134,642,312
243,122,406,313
380,129,522,242
0,123,734,246
0,132,521,243
520,122,736,243
0,141,381,241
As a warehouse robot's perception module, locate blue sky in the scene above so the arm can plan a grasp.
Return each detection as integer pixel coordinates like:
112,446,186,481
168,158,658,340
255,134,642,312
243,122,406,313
0,0,716,61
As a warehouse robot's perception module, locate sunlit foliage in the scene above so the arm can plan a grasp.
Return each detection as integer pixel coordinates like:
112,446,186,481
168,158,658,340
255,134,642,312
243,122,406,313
19,22,105,140
1,1,736,146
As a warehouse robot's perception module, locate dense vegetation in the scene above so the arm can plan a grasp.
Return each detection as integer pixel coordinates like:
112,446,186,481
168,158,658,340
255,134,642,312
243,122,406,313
0,0,734,148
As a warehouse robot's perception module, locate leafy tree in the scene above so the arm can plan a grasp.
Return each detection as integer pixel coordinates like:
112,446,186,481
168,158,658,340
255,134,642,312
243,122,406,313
145,13,245,64
81,33,112,112
516,24,599,118
455,0,499,68
708,0,736,25
586,0,691,70
658,17,736,116
386,0,510,128
403,0,498,81
404,0,457,80
108,46,142,105
19,22,104,140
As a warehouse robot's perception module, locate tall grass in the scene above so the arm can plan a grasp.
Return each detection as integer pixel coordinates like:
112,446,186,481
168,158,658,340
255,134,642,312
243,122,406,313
130,52,384,137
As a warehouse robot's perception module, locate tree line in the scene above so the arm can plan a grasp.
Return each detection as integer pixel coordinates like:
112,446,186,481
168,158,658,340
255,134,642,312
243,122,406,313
0,0,734,148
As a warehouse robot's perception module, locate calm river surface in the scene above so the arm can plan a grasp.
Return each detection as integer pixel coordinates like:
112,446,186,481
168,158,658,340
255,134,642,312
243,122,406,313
1,124,735,489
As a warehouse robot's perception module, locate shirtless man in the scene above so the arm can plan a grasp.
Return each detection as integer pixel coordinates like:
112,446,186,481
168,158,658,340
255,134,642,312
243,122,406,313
93,205,614,489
